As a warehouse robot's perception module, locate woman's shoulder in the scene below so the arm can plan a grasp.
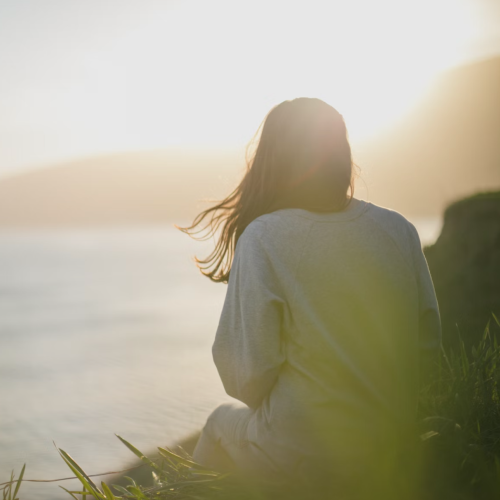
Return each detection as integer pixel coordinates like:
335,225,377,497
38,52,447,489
365,202,417,234
365,202,422,262
241,210,306,240
240,201,421,252
237,211,310,265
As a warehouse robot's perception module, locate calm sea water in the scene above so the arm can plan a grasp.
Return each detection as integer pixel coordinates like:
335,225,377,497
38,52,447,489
0,217,441,499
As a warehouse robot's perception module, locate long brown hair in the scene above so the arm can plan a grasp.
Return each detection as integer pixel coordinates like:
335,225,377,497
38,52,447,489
178,97,358,283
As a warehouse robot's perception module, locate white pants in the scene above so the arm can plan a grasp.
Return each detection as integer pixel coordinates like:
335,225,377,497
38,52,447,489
192,402,280,477
192,403,421,499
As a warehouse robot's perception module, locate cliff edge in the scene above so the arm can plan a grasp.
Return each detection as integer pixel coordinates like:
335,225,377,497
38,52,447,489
424,191,500,351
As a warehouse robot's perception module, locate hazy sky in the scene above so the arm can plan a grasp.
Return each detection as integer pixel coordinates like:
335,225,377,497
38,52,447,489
1,0,499,176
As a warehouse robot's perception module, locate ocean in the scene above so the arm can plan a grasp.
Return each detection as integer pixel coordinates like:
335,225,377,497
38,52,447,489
0,217,441,499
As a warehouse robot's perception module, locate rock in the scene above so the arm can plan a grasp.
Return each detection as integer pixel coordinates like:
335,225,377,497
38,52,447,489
424,191,500,352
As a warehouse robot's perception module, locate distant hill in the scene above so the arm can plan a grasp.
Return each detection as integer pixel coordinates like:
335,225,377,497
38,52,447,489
0,56,499,226
0,149,244,227
359,56,500,215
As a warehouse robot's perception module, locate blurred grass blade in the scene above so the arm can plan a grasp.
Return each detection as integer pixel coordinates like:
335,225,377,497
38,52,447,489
114,436,144,461
58,485,82,500
4,471,13,500
457,327,469,377
101,481,116,499
59,449,100,491
112,484,130,496
492,312,500,328
12,464,25,500
420,430,439,441
115,435,162,473
188,470,220,477
157,447,205,469
58,449,104,499
126,486,146,499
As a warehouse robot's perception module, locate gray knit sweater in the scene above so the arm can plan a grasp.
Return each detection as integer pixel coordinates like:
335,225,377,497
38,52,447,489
212,198,441,468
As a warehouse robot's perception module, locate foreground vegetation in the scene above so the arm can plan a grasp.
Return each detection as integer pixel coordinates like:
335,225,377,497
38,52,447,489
3,315,500,500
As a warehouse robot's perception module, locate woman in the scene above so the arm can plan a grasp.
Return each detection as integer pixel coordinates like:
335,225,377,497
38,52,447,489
180,98,441,496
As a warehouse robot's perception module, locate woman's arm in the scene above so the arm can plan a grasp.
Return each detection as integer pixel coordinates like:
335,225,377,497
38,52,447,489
409,224,442,382
212,221,286,410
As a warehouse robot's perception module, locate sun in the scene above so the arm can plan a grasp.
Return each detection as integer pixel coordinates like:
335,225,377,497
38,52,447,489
218,0,475,143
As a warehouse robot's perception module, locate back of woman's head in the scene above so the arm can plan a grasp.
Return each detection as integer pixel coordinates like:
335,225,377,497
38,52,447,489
248,98,353,213
179,97,357,283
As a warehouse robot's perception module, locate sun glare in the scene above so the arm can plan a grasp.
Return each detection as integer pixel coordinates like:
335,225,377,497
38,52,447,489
0,0,479,172
113,0,475,147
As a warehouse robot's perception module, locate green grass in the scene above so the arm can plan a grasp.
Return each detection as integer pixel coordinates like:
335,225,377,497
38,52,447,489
4,314,500,499
416,313,500,499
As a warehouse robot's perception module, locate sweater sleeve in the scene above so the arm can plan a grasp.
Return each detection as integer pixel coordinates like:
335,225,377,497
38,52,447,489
408,224,442,354
212,222,286,409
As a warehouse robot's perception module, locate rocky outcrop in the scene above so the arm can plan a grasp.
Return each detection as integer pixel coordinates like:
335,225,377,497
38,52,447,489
424,191,500,352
